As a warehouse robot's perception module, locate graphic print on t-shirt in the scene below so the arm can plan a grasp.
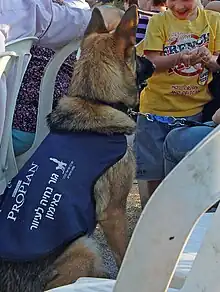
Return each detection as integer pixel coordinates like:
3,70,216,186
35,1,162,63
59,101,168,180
164,32,209,84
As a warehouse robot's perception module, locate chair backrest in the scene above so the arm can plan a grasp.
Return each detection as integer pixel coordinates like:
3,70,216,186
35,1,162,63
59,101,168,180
16,39,81,170
0,51,17,143
0,51,16,77
0,37,38,183
114,125,220,292
0,51,17,194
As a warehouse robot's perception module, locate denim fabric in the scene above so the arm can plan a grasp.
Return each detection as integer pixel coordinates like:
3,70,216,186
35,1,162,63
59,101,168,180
163,122,215,175
135,112,202,180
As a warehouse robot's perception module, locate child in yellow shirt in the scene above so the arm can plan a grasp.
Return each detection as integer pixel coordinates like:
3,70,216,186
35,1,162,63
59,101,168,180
135,0,220,208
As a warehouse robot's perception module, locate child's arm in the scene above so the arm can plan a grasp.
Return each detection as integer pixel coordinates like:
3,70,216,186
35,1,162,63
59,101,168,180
143,15,193,72
145,50,191,72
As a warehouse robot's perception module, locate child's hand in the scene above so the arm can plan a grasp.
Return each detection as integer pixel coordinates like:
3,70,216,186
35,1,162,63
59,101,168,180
198,47,212,65
179,50,191,67
188,47,212,66
188,48,203,66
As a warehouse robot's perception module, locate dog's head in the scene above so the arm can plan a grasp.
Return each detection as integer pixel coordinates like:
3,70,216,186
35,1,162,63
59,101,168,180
69,5,139,108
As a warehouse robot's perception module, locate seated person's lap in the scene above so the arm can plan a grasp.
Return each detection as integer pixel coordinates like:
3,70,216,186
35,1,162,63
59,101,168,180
135,112,202,181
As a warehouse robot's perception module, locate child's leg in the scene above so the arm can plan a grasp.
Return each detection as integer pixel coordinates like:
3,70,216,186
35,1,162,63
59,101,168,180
162,111,203,175
163,123,214,176
135,111,204,209
134,115,170,209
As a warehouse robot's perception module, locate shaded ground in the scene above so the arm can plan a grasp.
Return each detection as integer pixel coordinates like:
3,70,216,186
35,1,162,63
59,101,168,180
93,184,141,278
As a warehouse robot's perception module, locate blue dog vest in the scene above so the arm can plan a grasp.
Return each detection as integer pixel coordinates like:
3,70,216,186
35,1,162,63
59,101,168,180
0,132,127,261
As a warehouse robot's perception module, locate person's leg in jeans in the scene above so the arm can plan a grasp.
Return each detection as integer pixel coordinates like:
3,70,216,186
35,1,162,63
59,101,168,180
135,115,170,209
135,112,204,209
163,124,214,176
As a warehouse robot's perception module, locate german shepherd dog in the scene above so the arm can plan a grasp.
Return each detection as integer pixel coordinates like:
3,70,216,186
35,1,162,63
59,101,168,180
0,6,140,292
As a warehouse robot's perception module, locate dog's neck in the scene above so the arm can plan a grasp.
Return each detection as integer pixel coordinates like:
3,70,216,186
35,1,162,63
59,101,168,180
47,96,136,135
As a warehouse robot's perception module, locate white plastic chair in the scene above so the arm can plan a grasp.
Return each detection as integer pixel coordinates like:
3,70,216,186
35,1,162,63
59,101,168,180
0,51,17,140
47,125,220,292
0,51,17,193
16,38,81,170
0,37,38,186
0,51,17,76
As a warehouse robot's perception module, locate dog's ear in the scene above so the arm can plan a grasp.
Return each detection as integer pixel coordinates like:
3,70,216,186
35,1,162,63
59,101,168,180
84,8,108,37
114,5,138,57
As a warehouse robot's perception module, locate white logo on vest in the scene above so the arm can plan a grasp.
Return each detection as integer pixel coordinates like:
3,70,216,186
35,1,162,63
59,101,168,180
49,157,67,174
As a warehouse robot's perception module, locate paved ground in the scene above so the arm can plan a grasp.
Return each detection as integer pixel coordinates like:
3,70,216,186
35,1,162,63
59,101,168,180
93,184,141,279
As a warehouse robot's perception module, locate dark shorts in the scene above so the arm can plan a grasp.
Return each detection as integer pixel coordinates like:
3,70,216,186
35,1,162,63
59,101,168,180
134,112,202,181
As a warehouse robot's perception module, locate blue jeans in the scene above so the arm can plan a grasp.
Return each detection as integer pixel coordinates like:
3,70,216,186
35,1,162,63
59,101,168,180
163,122,215,176
135,112,202,180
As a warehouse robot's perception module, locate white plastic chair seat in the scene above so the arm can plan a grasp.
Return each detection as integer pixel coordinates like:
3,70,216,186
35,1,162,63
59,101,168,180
47,278,177,292
48,278,115,292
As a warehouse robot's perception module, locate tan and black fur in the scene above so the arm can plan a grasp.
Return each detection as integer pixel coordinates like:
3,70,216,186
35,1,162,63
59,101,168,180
0,6,139,291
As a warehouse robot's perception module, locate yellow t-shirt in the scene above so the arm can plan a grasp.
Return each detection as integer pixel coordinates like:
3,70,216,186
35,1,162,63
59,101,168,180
140,8,220,116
